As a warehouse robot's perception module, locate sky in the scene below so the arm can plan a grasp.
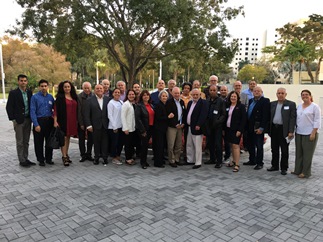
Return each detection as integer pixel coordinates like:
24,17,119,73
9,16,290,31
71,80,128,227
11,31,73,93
0,0,322,38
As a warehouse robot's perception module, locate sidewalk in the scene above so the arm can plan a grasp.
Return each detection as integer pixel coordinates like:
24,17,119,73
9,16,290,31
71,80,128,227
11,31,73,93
0,103,323,242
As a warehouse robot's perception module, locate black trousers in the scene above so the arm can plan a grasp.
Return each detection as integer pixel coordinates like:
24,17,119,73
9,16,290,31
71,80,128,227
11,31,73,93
93,128,109,160
247,130,264,166
208,128,223,164
78,125,93,158
124,131,135,160
108,128,124,158
140,126,153,166
271,124,289,170
33,117,54,162
153,128,166,166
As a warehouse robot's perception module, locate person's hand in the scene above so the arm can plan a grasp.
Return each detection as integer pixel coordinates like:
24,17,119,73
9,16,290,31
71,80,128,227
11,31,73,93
195,126,200,131
309,133,316,141
124,130,129,135
142,132,147,137
236,131,241,137
87,127,93,132
113,129,118,133
288,133,294,139
168,113,174,118
255,129,263,135
54,121,59,128
35,126,41,132
80,125,85,130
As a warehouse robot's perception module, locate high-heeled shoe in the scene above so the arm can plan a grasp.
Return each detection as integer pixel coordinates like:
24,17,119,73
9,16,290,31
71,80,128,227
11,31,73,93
66,155,72,163
62,157,70,166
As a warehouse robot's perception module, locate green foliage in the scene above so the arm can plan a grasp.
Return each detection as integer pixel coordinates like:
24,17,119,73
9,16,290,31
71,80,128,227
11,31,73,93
237,64,268,83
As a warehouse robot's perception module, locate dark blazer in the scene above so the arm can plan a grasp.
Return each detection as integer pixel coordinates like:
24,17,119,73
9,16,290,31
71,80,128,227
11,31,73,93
207,96,226,130
154,102,168,133
78,91,92,127
226,103,246,132
135,102,152,134
6,88,32,124
186,98,208,135
84,95,109,130
269,99,296,137
247,96,270,132
165,98,186,128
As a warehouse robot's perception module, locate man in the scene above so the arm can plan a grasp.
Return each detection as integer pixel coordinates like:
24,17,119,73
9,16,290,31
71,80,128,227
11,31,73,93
185,89,208,169
102,79,113,98
84,84,109,165
30,79,55,166
241,80,257,109
78,82,94,162
192,80,206,99
204,75,220,99
151,79,165,106
132,82,141,103
205,85,226,167
268,88,296,175
166,87,186,167
233,80,242,95
219,85,230,161
6,74,35,167
117,80,127,101
166,79,176,98
219,85,228,101
244,86,270,170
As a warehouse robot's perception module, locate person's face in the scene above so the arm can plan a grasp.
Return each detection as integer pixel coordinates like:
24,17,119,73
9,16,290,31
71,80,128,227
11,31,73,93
253,87,262,98
83,84,91,95
234,82,242,93
157,80,165,90
94,85,104,97
191,90,200,102
18,77,28,89
102,81,110,91
172,88,180,100
193,81,200,89
133,84,141,94
127,91,136,102
276,89,287,102
182,85,191,95
209,86,217,98
168,81,176,90
63,83,71,94
117,82,125,92
249,81,256,90
209,78,217,86
39,82,48,94
230,93,238,103
301,91,311,102
160,92,168,103
220,87,228,97
142,93,150,102
113,89,121,100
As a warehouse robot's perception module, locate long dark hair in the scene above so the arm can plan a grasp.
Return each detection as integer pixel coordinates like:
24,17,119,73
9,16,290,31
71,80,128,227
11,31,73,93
124,89,136,102
139,90,151,103
56,80,78,100
227,91,241,106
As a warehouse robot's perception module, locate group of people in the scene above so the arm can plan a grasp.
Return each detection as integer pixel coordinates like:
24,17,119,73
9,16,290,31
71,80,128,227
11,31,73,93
6,74,321,178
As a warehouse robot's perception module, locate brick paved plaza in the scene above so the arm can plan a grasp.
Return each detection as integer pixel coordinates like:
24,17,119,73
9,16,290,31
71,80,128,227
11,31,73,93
1,103,323,242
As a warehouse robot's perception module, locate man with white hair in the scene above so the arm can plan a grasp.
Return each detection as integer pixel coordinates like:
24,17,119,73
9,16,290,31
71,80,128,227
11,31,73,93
204,75,220,99
78,82,94,162
166,79,176,99
151,79,166,106
101,79,113,98
117,80,127,101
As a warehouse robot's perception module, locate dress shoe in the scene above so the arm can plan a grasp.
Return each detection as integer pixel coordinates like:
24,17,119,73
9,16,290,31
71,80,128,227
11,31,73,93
214,163,222,168
281,170,287,175
79,157,87,162
267,167,279,171
204,160,216,165
93,159,99,165
243,161,256,166
19,161,30,167
192,165,201,169
39,162,45,167
103,159,108,166
178,161,193,166
169,162,177,168
142,165,148,169
46,160,54,165
87,156,94,161
26,159,36,166
254,165,263,170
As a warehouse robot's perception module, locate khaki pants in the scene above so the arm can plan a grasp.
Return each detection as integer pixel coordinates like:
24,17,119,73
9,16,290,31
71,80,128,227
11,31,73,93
186,128,203,165
294,133,319,177
166,127,182,163
13,118,31,163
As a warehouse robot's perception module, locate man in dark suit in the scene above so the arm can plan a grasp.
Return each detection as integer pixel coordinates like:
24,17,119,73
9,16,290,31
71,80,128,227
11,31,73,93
84,84,109,165
6,74,35,167
267,88,296,175
185,89,208,169
78,82,94,162
244,86,270,170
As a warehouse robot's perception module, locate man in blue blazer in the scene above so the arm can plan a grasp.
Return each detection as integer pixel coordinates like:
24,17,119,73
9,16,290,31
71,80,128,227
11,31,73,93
6,74,35,167
244,86,270,170
185,89,208,169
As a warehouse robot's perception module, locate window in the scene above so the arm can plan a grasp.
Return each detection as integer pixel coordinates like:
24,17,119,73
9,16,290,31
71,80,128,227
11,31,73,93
245,57,248,60
246,37,249,40
245,47,248,51
245,52,248,55
246,42,249,46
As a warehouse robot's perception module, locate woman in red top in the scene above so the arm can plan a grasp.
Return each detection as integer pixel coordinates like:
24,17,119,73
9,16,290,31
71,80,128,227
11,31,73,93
54,81,78,166
135,90,154,169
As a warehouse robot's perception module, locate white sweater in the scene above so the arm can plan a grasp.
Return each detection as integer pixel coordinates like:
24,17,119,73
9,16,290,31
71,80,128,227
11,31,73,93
121,100,136,132
108,99,123,129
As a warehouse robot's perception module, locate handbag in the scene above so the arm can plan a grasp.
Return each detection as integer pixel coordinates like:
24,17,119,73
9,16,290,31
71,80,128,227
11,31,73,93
47,127,65,149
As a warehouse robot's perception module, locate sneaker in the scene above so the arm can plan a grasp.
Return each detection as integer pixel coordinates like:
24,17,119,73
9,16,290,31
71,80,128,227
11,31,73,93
223,158,230,163
112,159,123,165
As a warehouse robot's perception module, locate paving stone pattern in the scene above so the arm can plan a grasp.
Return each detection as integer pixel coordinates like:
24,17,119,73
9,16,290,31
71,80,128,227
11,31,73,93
1,103,323,242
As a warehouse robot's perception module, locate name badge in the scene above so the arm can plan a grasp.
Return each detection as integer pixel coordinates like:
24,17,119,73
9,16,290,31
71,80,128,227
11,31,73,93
49,101,53,105
213,110,218,114
283,106,289,110
226,108,229,111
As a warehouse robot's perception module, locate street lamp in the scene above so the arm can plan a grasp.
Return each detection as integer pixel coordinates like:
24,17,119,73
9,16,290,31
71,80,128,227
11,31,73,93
96,61,106,84
0,44,6,103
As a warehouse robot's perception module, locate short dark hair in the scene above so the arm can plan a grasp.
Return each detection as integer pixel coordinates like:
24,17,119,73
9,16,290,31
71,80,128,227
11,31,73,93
182,82,192,91
38,79,49,86
17,74,27,81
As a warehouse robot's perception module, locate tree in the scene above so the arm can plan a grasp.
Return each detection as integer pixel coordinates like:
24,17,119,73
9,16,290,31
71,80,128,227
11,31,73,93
237,64,268,83
10,0,243,87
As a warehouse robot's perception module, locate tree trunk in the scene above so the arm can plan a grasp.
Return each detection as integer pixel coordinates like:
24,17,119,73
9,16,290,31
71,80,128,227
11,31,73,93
290,63,294,84
304,61,315,83
315,57,322,82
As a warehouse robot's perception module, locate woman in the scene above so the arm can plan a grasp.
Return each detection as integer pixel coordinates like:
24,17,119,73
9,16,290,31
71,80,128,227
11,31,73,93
54,80,78,166
225,91,246,172
153,90,169,168
135,90,154,169
180,82,192,108
121,89,136,165
293,90,321,178
108,88,124,165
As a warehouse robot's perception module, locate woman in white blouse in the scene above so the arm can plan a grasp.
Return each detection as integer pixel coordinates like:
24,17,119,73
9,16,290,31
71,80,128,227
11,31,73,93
121,89,136,165
108,88,124,165
293,90,321,178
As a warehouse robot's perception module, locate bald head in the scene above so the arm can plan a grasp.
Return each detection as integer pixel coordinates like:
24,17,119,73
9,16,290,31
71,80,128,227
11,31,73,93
233,81,242,93
82,82,92,95
172,87,181,100
94,84,104,97
101,79,110,91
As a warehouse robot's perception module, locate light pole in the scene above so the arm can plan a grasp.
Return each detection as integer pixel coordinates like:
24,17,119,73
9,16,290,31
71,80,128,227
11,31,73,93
159,60,162,80
0,44,6,103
